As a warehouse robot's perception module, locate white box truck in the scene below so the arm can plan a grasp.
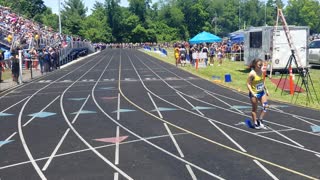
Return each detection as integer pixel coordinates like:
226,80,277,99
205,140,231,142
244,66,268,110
243,26,309,70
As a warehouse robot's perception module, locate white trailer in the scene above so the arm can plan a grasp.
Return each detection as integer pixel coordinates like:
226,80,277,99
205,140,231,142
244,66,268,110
243,26,309,70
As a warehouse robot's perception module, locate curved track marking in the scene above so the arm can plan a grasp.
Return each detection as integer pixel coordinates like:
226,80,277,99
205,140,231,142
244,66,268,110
59,53,133,180
17,53,104,180
118,52,318,180
91,52,225,180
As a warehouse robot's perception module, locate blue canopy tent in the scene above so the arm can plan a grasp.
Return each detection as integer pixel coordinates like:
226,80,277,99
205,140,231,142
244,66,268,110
230,33,244,44
189,31,222,44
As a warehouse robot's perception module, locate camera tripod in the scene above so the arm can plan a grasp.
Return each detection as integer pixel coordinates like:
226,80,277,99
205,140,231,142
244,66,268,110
275,50,319,104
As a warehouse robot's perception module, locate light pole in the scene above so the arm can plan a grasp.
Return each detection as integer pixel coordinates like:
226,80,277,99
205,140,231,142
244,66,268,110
238,0,241,30
58,0,62,34
211,12,218,34
265,0,267,26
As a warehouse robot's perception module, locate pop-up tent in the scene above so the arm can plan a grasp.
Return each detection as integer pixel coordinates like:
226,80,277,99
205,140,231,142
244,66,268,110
189,31,221,44
230,33,244,44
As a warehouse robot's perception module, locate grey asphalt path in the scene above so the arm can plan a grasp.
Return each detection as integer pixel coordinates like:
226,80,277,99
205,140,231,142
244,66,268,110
0,49,319,180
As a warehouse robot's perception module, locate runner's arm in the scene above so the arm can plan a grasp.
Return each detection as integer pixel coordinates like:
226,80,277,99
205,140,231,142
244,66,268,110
246,73,255,95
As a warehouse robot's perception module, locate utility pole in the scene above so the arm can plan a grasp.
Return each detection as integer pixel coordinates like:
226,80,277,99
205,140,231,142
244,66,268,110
58,0,62,34
211,12,218,34
238,0,241,30
265,1,267,26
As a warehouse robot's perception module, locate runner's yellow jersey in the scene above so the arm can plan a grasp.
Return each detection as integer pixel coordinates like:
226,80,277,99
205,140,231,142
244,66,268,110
174,47,180,59
251,72,264,93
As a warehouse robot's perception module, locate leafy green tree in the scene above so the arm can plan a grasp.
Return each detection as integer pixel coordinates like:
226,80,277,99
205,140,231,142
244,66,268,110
285,0,320,33
128,0,151,24
105,0,124,42
33,8,59,31
61,0,87,35
80,2,112,42
0,0,46,18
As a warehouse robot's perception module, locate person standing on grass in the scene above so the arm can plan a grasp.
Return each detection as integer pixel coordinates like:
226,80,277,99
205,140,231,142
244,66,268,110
209,44,215,66
174,44,180,66
247,58,269,129
179,44,187,66
217,48,223,66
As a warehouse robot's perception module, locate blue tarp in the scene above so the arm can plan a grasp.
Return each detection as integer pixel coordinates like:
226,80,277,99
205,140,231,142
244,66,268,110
189,31,222,44
230,33,244,43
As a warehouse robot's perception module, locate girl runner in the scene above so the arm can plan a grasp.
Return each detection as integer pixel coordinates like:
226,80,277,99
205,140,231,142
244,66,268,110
247,58,269,129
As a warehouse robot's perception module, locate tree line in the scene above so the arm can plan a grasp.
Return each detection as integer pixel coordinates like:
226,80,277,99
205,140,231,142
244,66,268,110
1,0,320,43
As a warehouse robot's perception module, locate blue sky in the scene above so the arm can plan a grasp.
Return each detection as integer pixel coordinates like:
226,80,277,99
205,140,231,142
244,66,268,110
43,0,129,15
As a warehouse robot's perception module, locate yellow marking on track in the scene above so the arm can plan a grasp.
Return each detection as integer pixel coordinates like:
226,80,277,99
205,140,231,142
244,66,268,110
118,52,318,180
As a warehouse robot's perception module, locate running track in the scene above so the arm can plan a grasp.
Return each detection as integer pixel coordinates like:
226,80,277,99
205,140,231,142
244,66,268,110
0,49,320,180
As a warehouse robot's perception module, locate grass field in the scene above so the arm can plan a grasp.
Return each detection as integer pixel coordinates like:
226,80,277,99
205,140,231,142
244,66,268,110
142,48,320,110
1,70,12,80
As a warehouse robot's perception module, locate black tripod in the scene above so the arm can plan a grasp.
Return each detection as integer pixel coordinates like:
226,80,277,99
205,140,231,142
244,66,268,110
275,50,319,104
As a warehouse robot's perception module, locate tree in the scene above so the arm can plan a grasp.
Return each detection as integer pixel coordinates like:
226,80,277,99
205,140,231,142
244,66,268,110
0,0,46,18
128,0,150,24
33,8,59,31
285,0,320,33
61,0,87,35
80,2,112,42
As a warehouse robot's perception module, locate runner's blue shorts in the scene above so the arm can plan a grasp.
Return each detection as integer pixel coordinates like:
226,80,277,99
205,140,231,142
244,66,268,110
249,91,265,99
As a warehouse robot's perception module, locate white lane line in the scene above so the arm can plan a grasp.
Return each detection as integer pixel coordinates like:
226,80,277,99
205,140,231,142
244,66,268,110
61,55,133,180
132,55,293,179
0,132,17,148
42,128,70,171
176,91,204,116
42,94,90,171
117,93,120,120
132,56,320,155
182,90,320,138
147,92,163,118
144,56,320,130
0,133,188,170
0,96,30,113
23,95,61,127
164,123,184,157
10,53,103,180
315,154,320,158
204,91,244,114
292,115,317,126
208,120,247,152
115,126,120,165
267,126,304,148
103,54,224,180
293,115,320,123
254,128,295,135
18,98,47,180
93,95,224,179
114,172,119,180
71,94,90,124
253,160,279,180
186,164,197,180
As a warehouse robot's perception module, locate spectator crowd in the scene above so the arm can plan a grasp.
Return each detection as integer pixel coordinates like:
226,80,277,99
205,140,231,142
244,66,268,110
0,5,94,84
